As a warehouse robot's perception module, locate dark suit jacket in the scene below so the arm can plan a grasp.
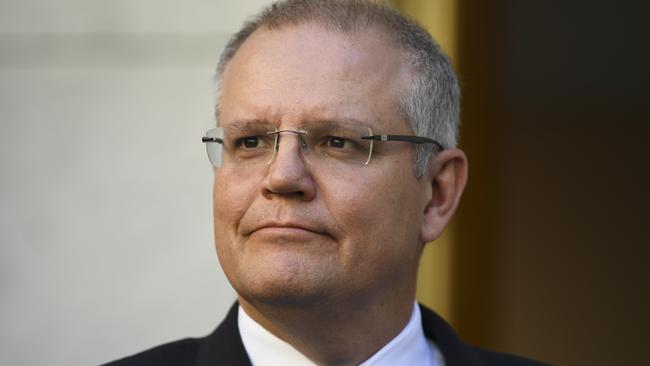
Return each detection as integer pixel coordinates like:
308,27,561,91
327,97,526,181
103,303,546,366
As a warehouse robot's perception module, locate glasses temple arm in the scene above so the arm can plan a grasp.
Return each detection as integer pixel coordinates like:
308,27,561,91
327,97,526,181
202,137,223,144
361,135,443,150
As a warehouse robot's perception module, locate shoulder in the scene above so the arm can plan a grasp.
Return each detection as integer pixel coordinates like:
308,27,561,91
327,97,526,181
471,347,549,366
101,304,251,366
419,304,548,366
101,338,200,366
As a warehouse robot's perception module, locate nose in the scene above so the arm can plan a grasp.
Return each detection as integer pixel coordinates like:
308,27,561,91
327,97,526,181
262,132,316,200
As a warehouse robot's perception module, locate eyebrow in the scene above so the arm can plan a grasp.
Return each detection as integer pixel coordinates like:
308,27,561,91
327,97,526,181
299,117,373,129
222,119,275,132
222,117,372,131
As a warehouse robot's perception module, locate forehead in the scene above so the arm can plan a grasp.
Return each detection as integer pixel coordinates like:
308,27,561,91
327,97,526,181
219,22,411,131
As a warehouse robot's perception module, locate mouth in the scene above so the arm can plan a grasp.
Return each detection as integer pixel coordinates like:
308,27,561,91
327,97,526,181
245,221,329,238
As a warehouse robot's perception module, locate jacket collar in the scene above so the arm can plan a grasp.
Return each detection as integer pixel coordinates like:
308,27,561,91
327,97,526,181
419,304,486,366
196,303,485,366
197,303,252,366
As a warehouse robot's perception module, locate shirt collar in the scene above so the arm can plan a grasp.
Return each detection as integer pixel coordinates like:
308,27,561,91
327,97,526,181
238,303,444,366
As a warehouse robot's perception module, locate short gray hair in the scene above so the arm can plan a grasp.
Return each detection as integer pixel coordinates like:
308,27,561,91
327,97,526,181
215,0,460,177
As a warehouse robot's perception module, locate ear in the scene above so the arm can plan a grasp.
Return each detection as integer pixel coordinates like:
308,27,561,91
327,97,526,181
420,148,468,243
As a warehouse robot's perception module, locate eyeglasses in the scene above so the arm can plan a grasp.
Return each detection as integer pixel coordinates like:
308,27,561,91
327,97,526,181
201,120,443,170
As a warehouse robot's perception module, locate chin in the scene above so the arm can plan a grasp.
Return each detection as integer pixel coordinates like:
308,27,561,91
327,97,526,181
219,234,347,307
237,278,330,308
231,259,340,308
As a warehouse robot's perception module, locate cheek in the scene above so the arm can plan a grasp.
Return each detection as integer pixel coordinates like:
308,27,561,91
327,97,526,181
213,170,257,237
320,166,422,257
213,171,259,283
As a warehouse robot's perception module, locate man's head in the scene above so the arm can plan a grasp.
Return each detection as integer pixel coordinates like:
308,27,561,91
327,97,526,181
210,0,467,311
215,0,460,178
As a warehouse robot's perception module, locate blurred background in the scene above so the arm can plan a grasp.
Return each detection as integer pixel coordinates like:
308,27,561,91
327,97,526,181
1,0,648,365
0,1,270,365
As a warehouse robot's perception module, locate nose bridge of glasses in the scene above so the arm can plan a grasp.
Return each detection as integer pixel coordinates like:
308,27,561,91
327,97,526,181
271,128,309,150
265,128,310,165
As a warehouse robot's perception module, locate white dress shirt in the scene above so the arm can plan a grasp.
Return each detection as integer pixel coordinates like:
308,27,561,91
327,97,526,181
238,303,445,366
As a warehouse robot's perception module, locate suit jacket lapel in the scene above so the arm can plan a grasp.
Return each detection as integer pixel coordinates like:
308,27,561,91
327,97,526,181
197,303,252,366
419,304,486,366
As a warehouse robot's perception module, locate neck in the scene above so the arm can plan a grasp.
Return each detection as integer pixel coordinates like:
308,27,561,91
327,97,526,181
238,291,416,366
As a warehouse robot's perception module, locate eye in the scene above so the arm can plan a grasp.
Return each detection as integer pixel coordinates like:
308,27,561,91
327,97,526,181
328,136,347,149
236,136,262,149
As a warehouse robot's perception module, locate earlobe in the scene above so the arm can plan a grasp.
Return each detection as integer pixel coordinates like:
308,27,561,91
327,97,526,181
419,149,468,243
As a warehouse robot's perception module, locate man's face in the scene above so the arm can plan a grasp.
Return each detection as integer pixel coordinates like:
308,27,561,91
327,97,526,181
214,23,431,307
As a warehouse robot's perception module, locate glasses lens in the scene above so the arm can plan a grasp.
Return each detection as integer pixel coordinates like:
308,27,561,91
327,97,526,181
204,128,224,167
220,122,277,168
302,121,373,167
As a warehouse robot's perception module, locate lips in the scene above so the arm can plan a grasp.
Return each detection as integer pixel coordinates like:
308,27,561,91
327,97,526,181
245,221,328,237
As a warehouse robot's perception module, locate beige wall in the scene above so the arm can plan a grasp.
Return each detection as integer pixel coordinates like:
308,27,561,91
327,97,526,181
0,1,273,365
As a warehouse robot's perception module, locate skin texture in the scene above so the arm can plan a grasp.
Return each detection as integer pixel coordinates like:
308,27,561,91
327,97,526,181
213,22,467,366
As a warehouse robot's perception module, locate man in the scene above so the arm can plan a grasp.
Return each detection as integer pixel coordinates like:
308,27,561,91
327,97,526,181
106,1,544,365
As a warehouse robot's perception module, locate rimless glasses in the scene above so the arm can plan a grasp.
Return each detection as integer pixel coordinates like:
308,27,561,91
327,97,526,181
202,120,443,169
